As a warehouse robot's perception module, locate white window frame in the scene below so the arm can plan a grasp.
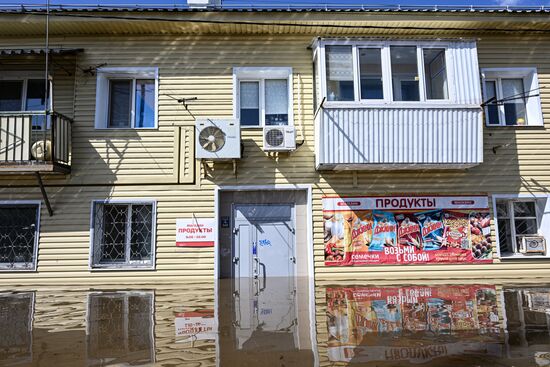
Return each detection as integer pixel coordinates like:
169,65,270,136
481,67,544,127
89,199,157,270
492,194,550,259
94,67,159,129
233,67,293,128
0,201,41,272
317,40,456,107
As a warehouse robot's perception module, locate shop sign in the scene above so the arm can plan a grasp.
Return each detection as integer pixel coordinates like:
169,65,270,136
175,310,216,341
176,218,215,247
323,195,492,265
326,285,500,363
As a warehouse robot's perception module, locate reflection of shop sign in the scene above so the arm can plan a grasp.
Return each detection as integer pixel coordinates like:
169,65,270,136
175,311,216,341
176,219,215,247
323,195,492,266
326,285,501,363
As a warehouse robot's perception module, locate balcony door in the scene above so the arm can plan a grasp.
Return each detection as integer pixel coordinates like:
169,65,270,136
0,78,51,130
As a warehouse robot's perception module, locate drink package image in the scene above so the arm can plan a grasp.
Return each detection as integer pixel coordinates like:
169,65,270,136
324,212,347,263
443,211,470,249
369,211,397,251
351,211,373,252
396,213,422,249
416,210,444,251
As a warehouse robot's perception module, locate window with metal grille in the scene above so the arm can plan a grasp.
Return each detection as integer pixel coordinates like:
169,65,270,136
87,292,154,366
91,202,155,269
0,204,40,270
496,199,540,256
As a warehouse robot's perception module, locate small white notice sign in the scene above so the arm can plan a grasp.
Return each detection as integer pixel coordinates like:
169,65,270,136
176,218,215,247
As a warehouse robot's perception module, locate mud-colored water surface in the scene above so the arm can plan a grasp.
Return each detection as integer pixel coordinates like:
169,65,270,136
1,278,550,366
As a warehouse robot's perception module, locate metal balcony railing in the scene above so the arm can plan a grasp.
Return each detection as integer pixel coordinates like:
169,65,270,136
0,111,72,173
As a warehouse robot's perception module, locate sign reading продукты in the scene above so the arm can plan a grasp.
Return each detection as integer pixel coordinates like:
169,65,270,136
176,218,215,247
323,195,492,266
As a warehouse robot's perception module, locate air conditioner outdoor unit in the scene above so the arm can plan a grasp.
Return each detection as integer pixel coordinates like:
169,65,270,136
195,119,240,160
263,126,296,152
523,236,547,254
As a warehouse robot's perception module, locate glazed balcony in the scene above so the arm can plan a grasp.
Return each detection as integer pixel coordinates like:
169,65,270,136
0,111,72,174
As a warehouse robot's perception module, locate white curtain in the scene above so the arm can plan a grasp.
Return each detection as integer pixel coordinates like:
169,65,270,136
265,79,288,115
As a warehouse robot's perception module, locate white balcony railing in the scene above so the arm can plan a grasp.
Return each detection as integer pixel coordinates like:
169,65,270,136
316,106,483,170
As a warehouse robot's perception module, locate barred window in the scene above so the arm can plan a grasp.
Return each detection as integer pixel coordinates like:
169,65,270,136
91,202,155,269
0,204,40,270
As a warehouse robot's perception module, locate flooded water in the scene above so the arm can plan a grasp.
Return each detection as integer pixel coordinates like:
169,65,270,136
1,279,550,366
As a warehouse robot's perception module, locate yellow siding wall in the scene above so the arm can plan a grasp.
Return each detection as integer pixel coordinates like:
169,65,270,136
0,33,548,284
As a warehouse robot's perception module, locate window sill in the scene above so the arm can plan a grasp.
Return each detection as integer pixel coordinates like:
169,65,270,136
90,265,156,271
485,124,545,129
499,254,549,260
94,127,159,131
0,268,37,272
322,101,480,109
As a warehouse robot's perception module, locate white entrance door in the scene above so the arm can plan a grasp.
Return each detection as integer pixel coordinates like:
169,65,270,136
232,204,297,349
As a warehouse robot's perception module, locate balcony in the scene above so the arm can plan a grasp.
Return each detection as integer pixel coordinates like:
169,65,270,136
316,106,483,170
312,38,484,170
0,112,72,174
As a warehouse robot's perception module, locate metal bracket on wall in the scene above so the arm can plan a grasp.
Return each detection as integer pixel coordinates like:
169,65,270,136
35,172,53,216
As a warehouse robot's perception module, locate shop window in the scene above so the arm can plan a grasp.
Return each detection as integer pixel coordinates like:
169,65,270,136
0,293,34,365
234,67,293,126
482,68,544,126
90,201,156,269
496,199,545,256
87,291,154,366
95,67,158,129
0,204,40,271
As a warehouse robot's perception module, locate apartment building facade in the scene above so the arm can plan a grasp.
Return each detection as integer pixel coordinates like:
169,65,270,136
0,4,548,286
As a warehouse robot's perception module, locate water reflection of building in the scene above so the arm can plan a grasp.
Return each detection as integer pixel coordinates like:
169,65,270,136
86,291,155,366
503,287,550,363
0,293,34,366
325,285,502,364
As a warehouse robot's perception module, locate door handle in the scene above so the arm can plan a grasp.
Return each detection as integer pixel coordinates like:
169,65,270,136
259,261,266,292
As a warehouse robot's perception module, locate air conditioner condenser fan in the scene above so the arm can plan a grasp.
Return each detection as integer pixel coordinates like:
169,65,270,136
265,128,284,147
199,126,226,152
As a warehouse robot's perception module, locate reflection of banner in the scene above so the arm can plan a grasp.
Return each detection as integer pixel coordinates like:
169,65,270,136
175,310,216,342
326,285,501,363
323,195,492,266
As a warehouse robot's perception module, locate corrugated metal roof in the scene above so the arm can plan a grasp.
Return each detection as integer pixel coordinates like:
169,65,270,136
0,48,83,56
1,4,550,14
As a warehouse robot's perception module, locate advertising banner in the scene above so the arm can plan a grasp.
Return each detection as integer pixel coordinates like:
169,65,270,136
326,285,501,363
323,195,492,266
176,218,216,247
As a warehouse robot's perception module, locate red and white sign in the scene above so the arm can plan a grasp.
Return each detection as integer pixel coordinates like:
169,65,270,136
176,218,215,247
323,195,489,212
